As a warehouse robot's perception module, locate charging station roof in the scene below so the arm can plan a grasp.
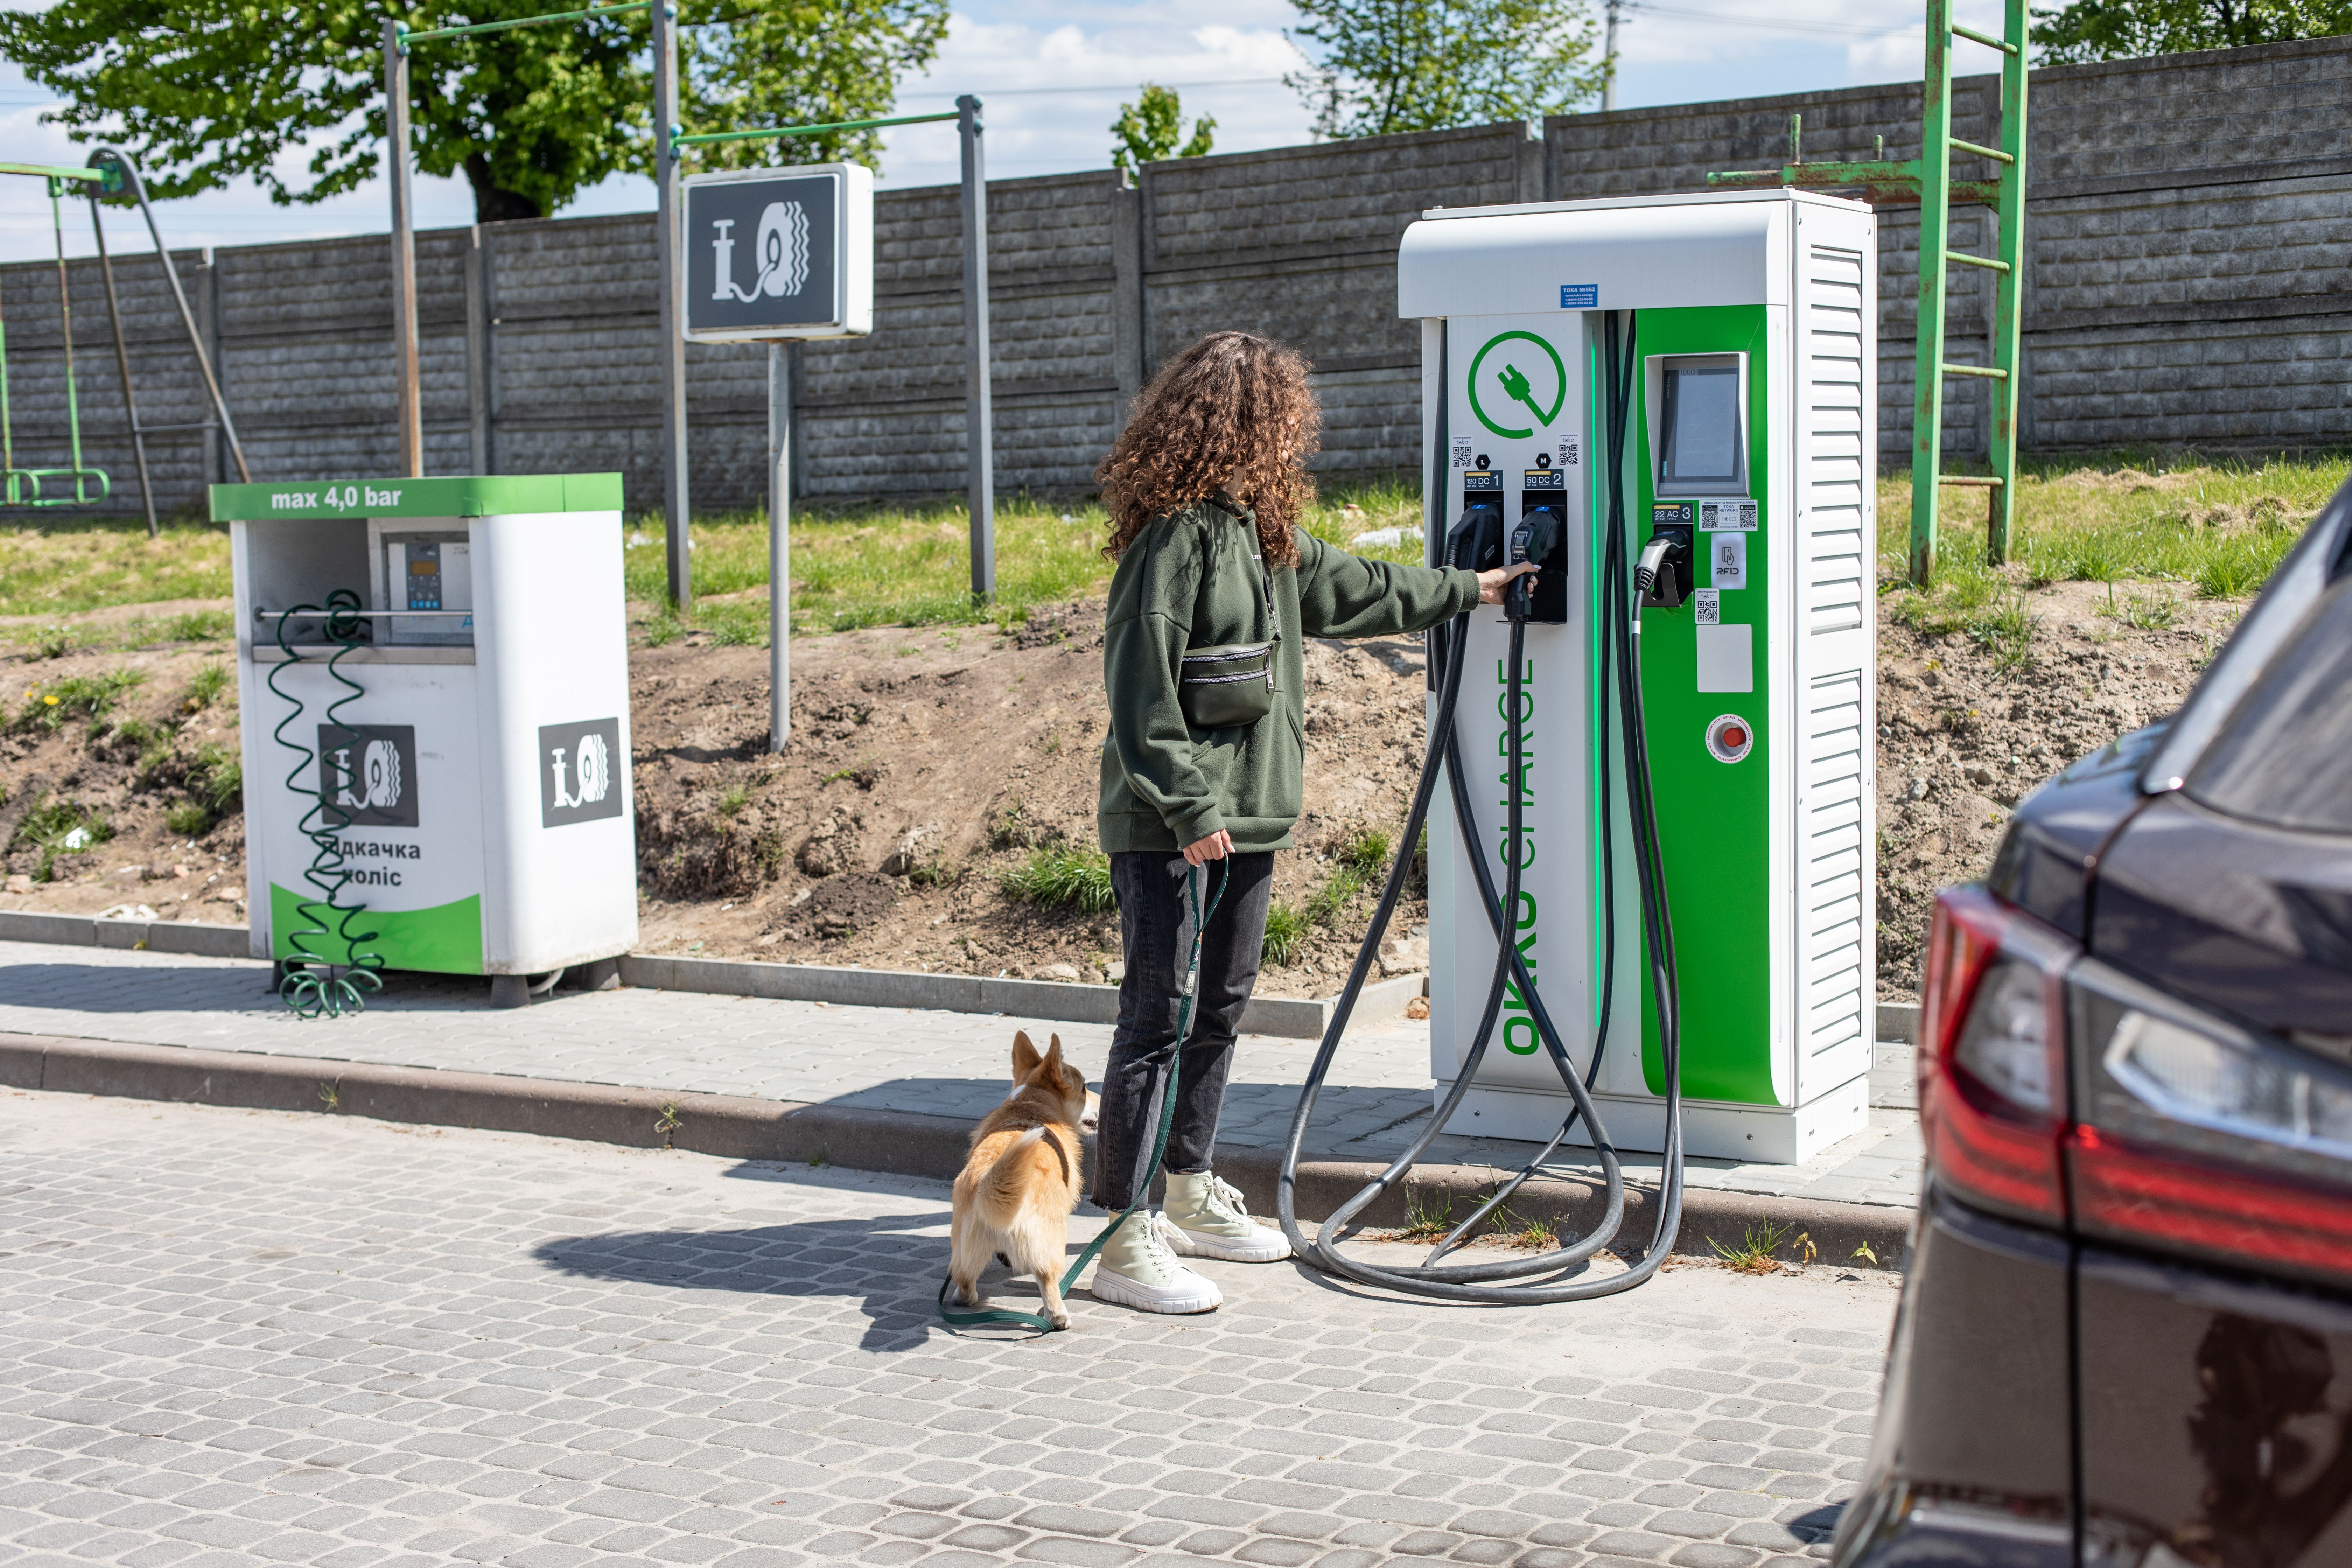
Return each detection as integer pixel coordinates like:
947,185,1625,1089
1397,189,1865,321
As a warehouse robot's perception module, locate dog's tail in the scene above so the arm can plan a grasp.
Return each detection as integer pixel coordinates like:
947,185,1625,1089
975,1127,1052,1229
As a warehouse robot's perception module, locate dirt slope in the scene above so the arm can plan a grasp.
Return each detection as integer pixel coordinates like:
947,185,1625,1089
2,581,2233,1000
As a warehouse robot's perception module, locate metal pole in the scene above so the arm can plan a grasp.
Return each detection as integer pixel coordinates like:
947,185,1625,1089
90,148,250,483
384,20,423,478
1602,0,1620,113
1909,0,1954,587
89,198,156,534
768,341,792,752
1987,0,2029,565
653,1,691,608
958,94,995,602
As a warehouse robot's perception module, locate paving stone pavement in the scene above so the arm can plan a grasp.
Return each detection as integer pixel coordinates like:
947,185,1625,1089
0,1090,1897,1568
0,939,1919,1209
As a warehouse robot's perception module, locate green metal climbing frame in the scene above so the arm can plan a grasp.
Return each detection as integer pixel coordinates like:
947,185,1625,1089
1710,0,2028,586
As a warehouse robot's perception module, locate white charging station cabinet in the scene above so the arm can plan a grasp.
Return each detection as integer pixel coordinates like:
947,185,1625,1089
212,475,637,996
1402,190,1878,1164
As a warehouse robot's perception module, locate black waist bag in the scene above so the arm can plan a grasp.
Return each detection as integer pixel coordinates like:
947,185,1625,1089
1180,498,1279,731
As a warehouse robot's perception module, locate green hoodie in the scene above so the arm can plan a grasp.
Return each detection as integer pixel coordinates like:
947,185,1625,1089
1098,498,1480,854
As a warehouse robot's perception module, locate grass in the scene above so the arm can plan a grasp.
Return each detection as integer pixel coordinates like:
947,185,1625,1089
616,477,1434,644
716,781,752,817
1493,1206,1559,1250
14,667,145,733
1261,901,1310,966
1708,1219,1794,1275
9,794,114,881
998,844,1116,913
1878,453,2350,664
1394,1187,1455,1244
0,518,230,618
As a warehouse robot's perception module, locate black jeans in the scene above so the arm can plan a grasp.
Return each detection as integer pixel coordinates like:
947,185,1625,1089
1092,850,1275,1211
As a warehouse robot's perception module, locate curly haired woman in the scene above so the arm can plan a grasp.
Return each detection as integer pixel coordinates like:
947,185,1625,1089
1087,330,1535,1314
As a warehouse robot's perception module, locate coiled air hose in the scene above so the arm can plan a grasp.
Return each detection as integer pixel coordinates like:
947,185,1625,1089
267,589,385,1019
1276,310,1687,1300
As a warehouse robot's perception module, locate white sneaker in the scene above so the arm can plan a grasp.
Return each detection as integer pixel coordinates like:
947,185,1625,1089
1161,1171,1292,1263
1088,1210,1222,1314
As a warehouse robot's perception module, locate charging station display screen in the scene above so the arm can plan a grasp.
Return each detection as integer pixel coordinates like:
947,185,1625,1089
1660,364,1742,487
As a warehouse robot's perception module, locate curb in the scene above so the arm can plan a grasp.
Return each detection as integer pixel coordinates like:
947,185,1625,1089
0,912,1423,1040
0,1030,1915,1271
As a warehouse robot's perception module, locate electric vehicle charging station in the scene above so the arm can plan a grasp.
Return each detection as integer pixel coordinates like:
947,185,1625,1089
212,474,637,1009
1400,189,1879,1164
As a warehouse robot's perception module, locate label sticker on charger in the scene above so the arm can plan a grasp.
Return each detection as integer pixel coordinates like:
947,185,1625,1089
1451,438,1473,468
1699,498,1758,531
1708,532,1748,590
1558,435,1580,468
1694,589,1721,625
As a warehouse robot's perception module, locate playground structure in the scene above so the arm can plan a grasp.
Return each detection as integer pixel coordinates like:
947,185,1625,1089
1711,0,2027,585
0,149,250,532
379,4,998,612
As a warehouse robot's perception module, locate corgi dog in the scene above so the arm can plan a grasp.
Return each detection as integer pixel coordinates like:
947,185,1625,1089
950,1030,1093,1329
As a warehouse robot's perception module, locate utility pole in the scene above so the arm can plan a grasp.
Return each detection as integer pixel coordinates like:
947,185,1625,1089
652,0,691,608
384,19,423,478
958,93,995,603
767,342,793,752
1603,0,1623,113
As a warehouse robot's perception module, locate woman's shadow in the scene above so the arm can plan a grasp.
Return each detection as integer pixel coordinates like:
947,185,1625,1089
529,1174,1085,1352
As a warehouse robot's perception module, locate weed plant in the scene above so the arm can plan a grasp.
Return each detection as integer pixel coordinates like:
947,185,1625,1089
1260,901,1310,966
14,668,145,733
183,662,231,711
998,844,1116,913
1395,1186,1455,1243
1708,1219,1793,1274
9,795,114,881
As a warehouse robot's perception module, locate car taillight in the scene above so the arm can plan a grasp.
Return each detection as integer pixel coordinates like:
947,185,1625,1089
2066,960,2352,1290
1918,888,2073,1225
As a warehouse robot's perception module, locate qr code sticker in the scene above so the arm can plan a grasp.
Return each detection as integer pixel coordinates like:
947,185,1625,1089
1451,439,1473,468
1559,437,1580,468
1694,589,1721,625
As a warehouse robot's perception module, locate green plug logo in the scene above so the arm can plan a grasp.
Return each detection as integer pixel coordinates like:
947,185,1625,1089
1466,331,1566,440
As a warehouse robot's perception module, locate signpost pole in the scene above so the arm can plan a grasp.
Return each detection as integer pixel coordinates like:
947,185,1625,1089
652,1,691,608
957,94,995,603
768,342,792,752
384,20,424,479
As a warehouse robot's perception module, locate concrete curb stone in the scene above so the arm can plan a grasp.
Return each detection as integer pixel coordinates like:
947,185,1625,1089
0,1029,1916,1270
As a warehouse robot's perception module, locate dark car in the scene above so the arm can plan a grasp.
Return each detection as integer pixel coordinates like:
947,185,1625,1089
1836,481,2352,1568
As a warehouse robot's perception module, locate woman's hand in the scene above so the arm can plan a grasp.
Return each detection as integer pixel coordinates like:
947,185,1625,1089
1183,830,1233,866
1476,562,1539,604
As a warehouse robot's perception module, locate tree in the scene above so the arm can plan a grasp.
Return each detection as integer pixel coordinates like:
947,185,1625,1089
1111,85,1217,175
2032,0,2352,62
1284,0,1603,140
0,0,950,223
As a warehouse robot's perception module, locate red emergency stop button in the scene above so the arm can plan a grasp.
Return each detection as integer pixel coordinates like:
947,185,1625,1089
1705,714,1754,763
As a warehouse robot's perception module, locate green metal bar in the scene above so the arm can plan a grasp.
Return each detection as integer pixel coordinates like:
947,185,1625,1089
0,162,106,184
1942,362,2008,379
1938,475,2003,486
400,1,651,48
0,269,14,502
1952,21,2019,54
1946,249,2011,272
671,109,959,149
1911,0,1956,586
1986,0,2029,563
1949,134,2014,164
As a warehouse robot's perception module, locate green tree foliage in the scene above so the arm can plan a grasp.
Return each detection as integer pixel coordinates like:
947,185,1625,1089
1284,0,1603,139
0,0,949,222
2032,0,2352,62
1110,84,1217,174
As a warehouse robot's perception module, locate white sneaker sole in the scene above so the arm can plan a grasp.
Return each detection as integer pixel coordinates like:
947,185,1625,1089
1163,1224,1292,1264
1088,1266,1222,1315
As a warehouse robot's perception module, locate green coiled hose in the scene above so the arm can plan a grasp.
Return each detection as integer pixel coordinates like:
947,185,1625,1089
266,589,384,1018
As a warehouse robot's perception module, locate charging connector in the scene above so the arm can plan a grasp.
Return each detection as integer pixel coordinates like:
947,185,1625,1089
1637,524,1693,609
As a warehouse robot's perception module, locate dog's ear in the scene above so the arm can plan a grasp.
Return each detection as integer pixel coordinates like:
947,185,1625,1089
1044,1033,1064,1068
1011,1030,1041,1078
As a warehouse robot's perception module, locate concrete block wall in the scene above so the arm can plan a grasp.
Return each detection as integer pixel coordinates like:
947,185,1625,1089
3,35,2344,522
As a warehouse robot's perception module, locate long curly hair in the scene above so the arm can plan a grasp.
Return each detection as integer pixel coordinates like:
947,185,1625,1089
1096,331,1321,566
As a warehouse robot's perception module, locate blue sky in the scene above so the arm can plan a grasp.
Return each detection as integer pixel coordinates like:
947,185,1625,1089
0,0,2007,263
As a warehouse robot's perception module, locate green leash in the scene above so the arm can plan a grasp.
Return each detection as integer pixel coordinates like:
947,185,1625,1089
938,857,1228,1335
